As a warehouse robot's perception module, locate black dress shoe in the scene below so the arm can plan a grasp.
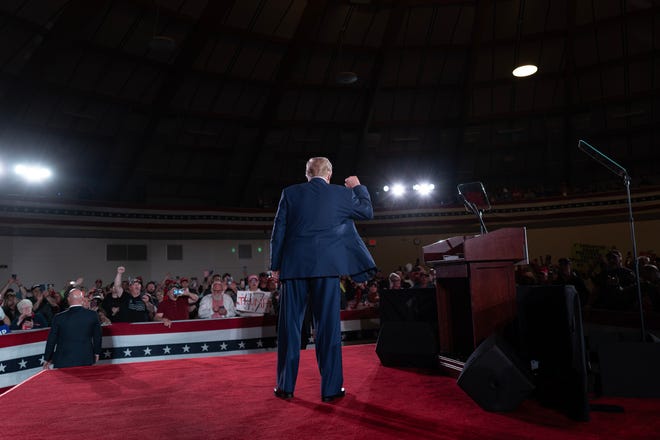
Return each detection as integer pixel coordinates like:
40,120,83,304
274,388,294,399
321,388,345,403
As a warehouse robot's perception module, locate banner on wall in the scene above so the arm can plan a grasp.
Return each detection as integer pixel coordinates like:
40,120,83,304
236,290,272,315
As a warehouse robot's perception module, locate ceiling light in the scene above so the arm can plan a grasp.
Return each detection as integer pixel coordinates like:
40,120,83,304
336,71,358,84
512,64,538,78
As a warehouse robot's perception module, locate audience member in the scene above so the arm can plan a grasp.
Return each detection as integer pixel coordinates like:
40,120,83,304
198,280,236,319
246,274,261,292
639,264,660,312
258,272,269,291
388,273,403,290
29,284,54,325
154,282,199,327
553,258,591,306
111,267,155,322
364,281,380,308
592,250,637,310
2,291,19,322
11,299,48,330
2,278,23,300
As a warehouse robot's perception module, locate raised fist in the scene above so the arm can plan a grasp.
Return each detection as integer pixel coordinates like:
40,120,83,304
344,176,361,188
117,266,125,274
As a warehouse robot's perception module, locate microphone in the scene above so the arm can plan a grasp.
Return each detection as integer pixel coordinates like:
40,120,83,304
578,139,628,179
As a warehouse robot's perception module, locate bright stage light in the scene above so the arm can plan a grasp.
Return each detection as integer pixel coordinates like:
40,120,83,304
413,182,435,196
391,183,406,197
14,164,53,183
383,185,390,192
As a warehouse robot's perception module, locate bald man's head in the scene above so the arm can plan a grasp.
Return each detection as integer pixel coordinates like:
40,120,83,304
68,288,84,306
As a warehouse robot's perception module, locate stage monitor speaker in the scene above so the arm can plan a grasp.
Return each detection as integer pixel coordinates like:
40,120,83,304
457,334,535,412
376,321,438,368
516,284,590,421
379,288,437,322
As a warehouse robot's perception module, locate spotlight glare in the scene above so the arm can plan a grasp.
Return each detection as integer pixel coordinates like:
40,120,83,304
391,183,405,197
414,182,435,196
383,185,390,192
14,164,53,183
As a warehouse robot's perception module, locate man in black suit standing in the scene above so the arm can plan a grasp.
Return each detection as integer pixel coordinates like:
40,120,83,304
43,289,102,369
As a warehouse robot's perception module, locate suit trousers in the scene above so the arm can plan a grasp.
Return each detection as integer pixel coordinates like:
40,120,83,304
277,277,343,397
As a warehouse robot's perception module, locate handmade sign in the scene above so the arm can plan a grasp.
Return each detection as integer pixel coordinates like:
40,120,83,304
236,290,272,314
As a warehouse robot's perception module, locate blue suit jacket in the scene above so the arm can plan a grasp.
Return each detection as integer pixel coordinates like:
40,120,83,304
44,306,102,368
270,178,376,281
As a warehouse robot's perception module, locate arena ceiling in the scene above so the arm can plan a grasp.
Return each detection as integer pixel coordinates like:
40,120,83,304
0,0,658,209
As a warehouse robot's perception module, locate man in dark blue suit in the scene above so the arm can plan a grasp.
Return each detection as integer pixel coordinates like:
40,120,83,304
43,289,102,369
270,157,376,402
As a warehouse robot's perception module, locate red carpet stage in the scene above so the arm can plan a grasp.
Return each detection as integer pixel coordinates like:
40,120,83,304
2,344,659,439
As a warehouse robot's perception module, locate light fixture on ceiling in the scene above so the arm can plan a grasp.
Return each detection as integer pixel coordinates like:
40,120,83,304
334,13,358,85
512,64,538,78
149,5,176,53
149,35,176,52
336,71,358,84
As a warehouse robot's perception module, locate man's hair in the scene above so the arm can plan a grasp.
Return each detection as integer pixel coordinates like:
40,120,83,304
305,157,332,180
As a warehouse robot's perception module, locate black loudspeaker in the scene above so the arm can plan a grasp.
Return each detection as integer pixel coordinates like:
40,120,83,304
457,334,535,412
376,321,438,368
379,288,437,322
517,285,590,421
376,288,439,368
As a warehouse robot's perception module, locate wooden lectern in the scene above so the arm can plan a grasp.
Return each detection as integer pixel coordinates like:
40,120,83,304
423,227,528,374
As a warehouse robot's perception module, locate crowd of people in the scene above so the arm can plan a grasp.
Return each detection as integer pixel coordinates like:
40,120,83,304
516,249,660,313
0,265,388,332
1,248,658,333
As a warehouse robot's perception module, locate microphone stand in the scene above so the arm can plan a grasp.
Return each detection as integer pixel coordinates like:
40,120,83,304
578,140,646,342
459,194,488,235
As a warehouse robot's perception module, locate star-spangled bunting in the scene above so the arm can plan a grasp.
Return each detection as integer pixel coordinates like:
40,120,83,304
0,329,378,376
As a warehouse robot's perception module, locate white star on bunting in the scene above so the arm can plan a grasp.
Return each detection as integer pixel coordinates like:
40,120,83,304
163,346,171,354
238,341,246,349
18,359,27,369
143,347,152,356
201,344,209,352
182,345,190,353
220,342,228,350
123,348,132,357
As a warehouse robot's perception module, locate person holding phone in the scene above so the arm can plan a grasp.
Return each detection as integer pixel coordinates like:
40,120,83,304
153,281,199,327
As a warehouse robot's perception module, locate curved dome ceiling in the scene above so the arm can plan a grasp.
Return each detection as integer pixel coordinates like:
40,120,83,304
0,0,658,208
